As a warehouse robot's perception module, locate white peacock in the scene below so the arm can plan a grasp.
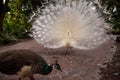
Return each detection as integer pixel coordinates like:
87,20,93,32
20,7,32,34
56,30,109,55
31,0,109,50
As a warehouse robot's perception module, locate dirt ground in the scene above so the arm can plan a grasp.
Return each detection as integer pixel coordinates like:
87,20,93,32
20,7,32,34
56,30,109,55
0,39,114,80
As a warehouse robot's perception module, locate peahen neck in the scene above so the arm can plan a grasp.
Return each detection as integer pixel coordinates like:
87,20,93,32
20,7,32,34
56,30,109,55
43,64,53,75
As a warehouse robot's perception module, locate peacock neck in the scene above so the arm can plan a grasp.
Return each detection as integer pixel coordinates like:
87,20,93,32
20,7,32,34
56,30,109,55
43,64,53,75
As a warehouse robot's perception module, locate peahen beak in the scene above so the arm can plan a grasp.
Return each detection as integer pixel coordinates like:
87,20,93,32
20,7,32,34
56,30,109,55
54,60,62,72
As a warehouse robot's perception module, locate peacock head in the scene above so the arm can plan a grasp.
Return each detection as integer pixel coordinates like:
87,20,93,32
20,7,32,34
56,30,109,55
53,60,62,72
43,60,62,75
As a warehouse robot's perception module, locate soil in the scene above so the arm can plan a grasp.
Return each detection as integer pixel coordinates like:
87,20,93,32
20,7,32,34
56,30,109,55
0,38,117,80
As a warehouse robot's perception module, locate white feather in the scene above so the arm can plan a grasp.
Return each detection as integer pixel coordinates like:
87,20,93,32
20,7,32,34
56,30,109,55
31,0,109,50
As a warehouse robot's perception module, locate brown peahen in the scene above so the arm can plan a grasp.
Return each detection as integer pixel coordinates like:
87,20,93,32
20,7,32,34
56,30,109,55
0,49,62,80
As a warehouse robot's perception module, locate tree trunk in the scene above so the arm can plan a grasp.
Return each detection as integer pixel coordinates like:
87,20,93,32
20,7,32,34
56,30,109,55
0,0,3,31
0,0,9,32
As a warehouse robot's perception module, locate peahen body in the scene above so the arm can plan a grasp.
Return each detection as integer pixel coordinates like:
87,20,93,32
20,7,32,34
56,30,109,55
0,49,62,80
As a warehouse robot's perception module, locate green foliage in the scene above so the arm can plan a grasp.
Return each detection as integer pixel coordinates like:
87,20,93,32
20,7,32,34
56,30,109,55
109,18,120,34
3,12,31,38
0,32,17,45
0,0,32,44
16,0,46,15
100,0,120,34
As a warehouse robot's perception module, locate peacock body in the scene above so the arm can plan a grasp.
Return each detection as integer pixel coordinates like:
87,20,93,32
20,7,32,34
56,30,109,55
0,49,58,80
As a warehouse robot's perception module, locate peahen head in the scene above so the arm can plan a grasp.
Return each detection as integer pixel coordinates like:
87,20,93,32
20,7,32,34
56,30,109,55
43,61,62,75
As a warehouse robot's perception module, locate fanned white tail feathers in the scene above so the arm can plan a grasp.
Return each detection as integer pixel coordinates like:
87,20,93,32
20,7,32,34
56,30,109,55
31,0,109,49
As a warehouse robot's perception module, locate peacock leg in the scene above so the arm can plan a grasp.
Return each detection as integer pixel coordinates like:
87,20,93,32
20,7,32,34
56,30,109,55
19,77,21,80
66,47,72,54
30,77,35,80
